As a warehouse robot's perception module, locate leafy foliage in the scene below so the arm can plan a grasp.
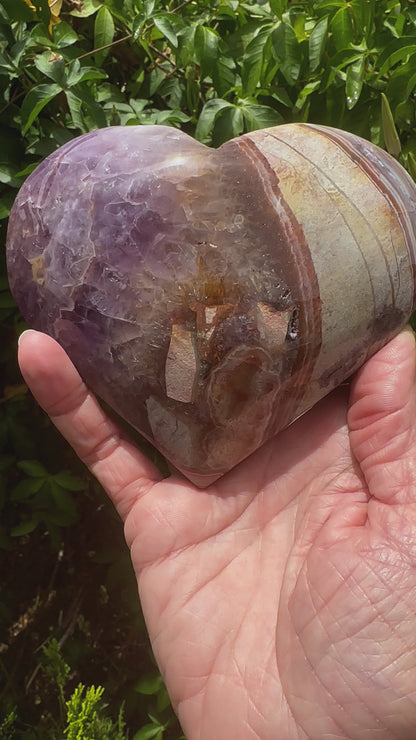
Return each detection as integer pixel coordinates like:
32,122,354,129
65,683,126,740
1,0,416,737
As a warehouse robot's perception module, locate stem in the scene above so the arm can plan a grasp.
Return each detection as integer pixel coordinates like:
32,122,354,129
172,0,196,12
76,33,133,61
148,42,177,67
0,90,26,116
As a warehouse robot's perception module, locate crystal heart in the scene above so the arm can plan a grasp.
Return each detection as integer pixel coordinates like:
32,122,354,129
7,124,416,485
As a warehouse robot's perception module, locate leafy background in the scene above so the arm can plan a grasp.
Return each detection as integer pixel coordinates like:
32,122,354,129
1,0,416,737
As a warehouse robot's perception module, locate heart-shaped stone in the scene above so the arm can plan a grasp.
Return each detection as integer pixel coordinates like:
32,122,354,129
7,124,416,485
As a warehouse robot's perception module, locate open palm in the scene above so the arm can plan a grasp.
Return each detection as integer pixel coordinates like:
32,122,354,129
18,328,416,740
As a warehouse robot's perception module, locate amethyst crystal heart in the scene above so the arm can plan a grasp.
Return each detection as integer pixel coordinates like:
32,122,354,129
6,124,416,485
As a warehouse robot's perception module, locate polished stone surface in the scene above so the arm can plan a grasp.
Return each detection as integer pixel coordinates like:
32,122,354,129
7,124,416,485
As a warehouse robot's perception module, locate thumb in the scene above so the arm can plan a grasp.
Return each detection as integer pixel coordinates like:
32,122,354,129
348,327,416,504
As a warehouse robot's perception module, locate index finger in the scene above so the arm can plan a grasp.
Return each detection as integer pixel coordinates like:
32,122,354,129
18,330,163,520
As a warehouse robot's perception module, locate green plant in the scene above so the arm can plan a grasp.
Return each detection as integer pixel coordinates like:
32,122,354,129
0,709,18,740
1,0,416,737
38,638,129,739
41,638,71,723
65,684,126,740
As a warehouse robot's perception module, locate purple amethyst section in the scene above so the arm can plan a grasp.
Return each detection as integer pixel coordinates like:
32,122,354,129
7,125,308,485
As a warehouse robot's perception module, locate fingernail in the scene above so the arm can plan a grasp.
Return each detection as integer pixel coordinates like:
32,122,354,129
18,328,36,346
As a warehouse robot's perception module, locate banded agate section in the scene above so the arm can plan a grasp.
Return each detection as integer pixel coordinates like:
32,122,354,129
7,124,416,485
242,124,416,418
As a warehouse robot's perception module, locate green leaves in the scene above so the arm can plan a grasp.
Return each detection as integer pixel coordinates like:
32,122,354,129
153,13,178,48
17,459,48,477
272,20,301,85
10,460,86,537
194,25,219,79
133,723,167,740
20,55,108,135
378,37,416,77
195,97,231,142
309,15,328,72
331,5,355,51
9,459,86,536
345,55,365,110
94,6,115,65
196,97,283,146
20,83,62,135
34,51,66,85
65,683,128,740
6,0,416,151
52,21,79,48
381,92,401,157
270,0,286,18
241,102,284,131
242,24,275,95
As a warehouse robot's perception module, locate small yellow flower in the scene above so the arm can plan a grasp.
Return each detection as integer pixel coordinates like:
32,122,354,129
49,0,63,19
48,0,63,34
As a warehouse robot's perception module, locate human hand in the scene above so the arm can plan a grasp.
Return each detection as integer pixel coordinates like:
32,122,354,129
18,327,416,740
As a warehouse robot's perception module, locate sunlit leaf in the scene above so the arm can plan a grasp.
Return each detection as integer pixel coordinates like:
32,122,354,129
242,24,274,94
143,0,155,17
132,12,146,41
309,15,328,72
272,21,301,84
345,54,365,109
291,11,307,42
153,12,178,48
133,723,165,740
378,38,416,77
294,79,321,112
